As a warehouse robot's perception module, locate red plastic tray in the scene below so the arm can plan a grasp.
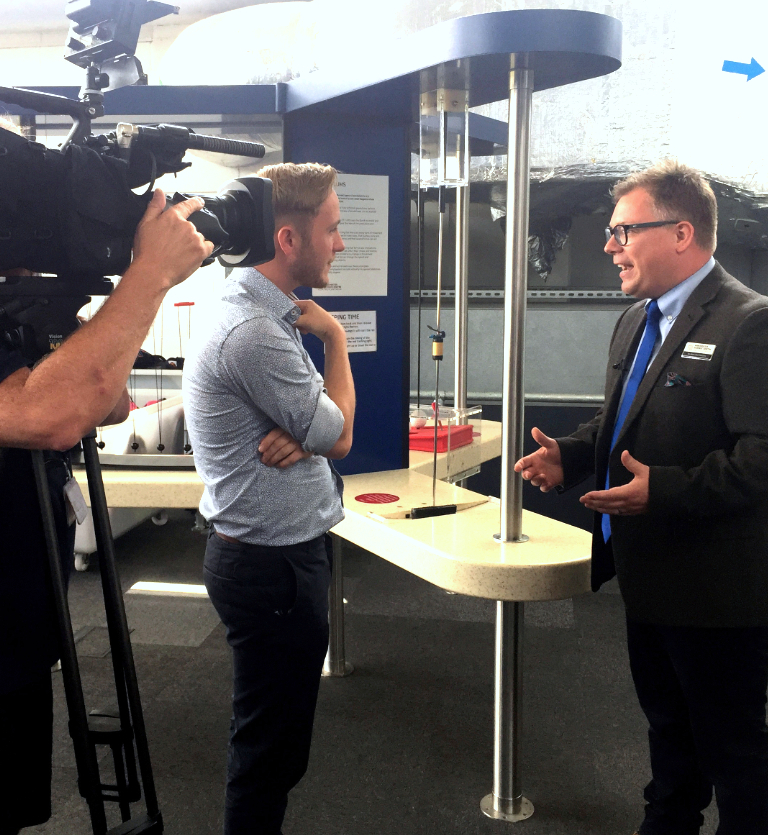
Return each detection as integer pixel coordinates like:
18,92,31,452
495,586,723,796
408,423,474,452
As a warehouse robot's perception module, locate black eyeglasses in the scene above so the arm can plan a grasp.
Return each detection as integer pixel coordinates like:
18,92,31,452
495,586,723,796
605,220,680,246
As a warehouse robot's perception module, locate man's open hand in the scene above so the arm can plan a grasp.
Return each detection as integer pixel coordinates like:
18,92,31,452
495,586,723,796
580,450,650,515
513,427,564,492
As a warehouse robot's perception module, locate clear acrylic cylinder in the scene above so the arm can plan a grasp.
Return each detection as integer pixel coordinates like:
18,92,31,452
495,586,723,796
419,61,470,188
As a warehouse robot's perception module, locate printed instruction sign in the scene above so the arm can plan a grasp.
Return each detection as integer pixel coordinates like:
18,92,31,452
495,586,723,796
329,311,377,353
315,174,389,297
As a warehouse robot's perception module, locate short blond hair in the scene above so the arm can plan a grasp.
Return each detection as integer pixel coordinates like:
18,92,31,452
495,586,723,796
259,162,337,232
612,159,718,253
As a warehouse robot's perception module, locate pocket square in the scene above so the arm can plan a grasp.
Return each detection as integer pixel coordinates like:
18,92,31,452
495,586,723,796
665,371,692,387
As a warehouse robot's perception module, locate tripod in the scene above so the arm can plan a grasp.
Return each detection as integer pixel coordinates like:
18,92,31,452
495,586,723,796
0,271,163,832
31,433,163,834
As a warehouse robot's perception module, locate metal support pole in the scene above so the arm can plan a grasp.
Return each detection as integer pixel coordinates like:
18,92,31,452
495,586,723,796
431,186,447,505
415,188,425,407
499,55,533,546
481,601,532,821
482,54,534,823
323,533,353,677
454,184,470,414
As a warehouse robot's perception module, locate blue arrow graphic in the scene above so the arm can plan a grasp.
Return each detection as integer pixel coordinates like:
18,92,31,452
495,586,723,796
722,57,765,80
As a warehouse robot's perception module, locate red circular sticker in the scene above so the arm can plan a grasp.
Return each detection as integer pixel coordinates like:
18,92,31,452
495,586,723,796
355,492,400,504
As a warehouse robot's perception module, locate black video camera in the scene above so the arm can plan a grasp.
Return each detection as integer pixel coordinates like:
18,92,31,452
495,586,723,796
0,0,276,363
0,107,275,280
0,110,275,362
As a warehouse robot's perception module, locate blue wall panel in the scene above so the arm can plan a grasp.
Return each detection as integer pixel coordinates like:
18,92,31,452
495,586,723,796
284,111,411,476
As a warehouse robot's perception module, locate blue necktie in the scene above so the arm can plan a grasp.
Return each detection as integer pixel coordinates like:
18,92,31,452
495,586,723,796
602,299,662,543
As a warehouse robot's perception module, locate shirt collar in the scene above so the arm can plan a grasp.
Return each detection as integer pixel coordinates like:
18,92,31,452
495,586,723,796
649,256,716,322
233,268,301,326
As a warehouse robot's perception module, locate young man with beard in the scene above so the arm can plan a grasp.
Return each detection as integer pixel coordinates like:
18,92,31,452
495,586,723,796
183,162,355,835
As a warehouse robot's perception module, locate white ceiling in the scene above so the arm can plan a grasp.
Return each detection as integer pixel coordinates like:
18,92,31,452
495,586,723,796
2,0,307,33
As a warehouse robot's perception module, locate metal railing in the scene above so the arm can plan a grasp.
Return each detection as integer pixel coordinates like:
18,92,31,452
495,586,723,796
410,288,629,300
409,390,604,406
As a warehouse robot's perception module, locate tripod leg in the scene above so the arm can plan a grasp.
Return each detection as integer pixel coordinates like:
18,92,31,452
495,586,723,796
30,450,108,835
81,434,162,827
111,739,131,822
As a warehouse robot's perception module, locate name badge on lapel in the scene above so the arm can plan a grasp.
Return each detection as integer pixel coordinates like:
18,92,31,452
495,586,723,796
681,342,716,361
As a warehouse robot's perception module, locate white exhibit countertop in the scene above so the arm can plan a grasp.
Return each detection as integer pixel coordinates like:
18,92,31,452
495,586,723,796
73,420,591,602
338,468,591,601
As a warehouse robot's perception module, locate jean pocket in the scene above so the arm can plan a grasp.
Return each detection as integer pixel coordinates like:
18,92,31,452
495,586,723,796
204,554,298,618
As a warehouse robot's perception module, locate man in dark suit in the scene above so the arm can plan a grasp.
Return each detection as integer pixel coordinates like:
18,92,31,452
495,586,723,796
514,160,768,835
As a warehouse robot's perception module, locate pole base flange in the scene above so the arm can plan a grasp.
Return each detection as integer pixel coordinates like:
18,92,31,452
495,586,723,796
322,661,354,678
493,533,529,543
480,794,534,822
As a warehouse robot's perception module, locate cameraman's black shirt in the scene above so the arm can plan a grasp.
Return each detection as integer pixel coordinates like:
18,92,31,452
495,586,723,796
0,343,74,694
0,343,25,381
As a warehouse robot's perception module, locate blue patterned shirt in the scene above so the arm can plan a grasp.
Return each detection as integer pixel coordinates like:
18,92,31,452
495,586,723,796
183,268,344,545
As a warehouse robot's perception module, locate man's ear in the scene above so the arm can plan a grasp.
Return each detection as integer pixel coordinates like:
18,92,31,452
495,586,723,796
275,223,299,257
674,220,696,253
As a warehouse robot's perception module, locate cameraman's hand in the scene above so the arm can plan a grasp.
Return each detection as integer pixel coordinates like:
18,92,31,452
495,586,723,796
131,189,214,289
293,299,345,344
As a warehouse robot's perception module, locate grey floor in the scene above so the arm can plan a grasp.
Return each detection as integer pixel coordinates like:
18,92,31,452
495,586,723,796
27,510,720,835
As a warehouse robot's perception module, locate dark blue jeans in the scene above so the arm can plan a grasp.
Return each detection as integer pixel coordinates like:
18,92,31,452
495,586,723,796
627,619,768,835
204,530,331,835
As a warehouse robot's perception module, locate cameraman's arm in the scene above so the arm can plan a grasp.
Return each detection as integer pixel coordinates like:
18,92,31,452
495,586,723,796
101,389,132,427
73,317,131,427
0,190,213,450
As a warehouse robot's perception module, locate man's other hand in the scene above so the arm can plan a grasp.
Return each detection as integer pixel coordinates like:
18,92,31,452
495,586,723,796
258,427,312,468
580,450,650,515
131,189,214,289
514,427,564,492
293,299,345,343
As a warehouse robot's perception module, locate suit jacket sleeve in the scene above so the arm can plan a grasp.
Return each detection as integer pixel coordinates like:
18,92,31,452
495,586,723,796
648,305,768,518
556,410,602,491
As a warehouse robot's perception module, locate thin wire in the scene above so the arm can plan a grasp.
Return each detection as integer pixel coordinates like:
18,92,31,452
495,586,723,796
184,304,194,451
157,310,164,450
177,306,183,362
432,187,446,505
436,199,444,333
432,358,441,506
416,189,425,409
151,314,164,451
129,369,138,451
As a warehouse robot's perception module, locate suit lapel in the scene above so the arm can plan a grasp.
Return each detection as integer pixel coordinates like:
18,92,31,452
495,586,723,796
597,305,645,467
606,308,644,419
612,266,724,451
